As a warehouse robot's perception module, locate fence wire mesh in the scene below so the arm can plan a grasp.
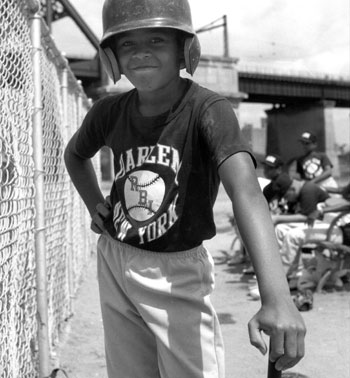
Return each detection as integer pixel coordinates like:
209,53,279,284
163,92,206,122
0,1,98,377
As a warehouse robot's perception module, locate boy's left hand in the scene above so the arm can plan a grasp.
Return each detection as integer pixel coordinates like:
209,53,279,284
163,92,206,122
248,299,306,371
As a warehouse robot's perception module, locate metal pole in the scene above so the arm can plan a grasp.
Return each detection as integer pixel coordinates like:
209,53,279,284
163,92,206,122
46,0,53,32
61,60,74,314
29,4,51,378
223,15,229,57
196,15,229,57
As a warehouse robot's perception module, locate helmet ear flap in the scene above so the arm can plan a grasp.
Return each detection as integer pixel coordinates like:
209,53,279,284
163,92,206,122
99,46,121,83
184,35,201,75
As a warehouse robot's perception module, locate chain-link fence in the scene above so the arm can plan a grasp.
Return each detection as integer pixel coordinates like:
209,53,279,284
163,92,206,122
0,1,98,377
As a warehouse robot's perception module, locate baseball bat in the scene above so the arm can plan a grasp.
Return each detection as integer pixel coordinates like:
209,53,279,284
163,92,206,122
268,358,281,378
267,341,282,378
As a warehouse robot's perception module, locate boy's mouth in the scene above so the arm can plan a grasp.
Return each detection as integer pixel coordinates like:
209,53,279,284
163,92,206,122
131,65,158,71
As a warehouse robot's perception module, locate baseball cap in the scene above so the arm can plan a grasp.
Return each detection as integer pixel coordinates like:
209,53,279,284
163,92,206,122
299,132,317,143
262,154,284,168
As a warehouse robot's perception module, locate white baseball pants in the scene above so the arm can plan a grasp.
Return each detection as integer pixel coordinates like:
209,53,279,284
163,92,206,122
97,233,225,378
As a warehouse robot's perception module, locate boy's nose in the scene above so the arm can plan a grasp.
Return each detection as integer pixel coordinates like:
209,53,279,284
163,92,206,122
132,45,151,59
131,52,152,64
134,52,151,59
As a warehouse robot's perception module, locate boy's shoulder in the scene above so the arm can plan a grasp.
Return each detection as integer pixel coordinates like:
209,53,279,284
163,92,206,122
192,82,226,102
187,81,230,114
300,180,329,198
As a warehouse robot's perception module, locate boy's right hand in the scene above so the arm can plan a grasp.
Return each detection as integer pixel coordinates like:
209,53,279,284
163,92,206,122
91,196,112,234
248,297,306,371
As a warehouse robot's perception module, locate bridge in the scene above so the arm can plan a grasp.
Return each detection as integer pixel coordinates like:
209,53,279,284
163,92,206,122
238,66,350,108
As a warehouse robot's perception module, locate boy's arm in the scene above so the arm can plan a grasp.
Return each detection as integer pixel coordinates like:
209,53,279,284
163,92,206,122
271,214,308,225
218,152,306,372
310,165,332,184
64,133,105,220
310,153,333,184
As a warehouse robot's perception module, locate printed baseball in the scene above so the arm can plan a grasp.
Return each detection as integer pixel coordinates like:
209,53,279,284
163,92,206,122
124,170,165,222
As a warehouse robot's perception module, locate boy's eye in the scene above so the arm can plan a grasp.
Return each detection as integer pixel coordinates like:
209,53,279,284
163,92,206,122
150,37,164,44
120,40,133,47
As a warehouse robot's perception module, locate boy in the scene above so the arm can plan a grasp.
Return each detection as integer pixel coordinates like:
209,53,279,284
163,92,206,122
296,131,338,188
261,154,290,213
271,177,333,280
64,0,305,377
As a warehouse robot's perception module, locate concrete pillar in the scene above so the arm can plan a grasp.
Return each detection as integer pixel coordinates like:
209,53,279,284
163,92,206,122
265,101,340,178
323,101,339,178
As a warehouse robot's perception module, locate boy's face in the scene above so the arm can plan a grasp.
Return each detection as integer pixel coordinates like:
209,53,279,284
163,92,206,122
115,28,182,92
301,140,317,153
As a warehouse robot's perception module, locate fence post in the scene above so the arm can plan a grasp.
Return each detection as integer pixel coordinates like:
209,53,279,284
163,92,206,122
29,3,51,377
61,59,74,314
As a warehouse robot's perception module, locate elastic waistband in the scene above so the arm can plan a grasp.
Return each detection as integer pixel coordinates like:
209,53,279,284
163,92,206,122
100,232,206,260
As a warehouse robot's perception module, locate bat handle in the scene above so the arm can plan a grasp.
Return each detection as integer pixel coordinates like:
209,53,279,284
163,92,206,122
268,358,281,378
268,341,282,378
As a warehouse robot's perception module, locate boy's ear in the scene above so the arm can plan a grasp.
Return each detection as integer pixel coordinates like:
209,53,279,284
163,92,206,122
99,46,121,83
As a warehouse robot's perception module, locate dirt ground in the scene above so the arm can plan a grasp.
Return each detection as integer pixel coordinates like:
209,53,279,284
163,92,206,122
56,184,350,378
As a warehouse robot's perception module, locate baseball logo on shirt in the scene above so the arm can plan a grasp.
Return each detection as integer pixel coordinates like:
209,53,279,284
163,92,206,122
303,157,322,179
124,170,165,222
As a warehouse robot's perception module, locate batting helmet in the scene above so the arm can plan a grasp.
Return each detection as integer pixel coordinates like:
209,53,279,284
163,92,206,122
99,0,201,83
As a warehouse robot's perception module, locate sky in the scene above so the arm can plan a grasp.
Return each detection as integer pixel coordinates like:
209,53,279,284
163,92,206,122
53,0,350,146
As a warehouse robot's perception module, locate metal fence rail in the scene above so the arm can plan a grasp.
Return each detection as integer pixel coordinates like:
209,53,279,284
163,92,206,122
0,1,98,377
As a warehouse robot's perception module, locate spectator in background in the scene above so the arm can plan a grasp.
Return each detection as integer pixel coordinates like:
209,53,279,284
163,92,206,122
248,175,344,301
261,154,290,214
295,131,338,189
271,178,331,277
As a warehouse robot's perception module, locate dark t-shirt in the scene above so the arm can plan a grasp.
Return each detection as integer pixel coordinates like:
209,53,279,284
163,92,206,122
289,181,329,220
296,151,333,180
74,80,254,252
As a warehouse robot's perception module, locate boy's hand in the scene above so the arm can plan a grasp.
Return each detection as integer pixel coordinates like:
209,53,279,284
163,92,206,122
91,196,112,234
248,299,306,371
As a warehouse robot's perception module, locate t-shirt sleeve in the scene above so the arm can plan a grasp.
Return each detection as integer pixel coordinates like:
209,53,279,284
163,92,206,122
320,152,333,168
198,98,256,168
73,98,110,159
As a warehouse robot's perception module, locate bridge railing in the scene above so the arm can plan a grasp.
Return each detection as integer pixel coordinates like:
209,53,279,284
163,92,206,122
238,64,350,82
0,1,99,377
